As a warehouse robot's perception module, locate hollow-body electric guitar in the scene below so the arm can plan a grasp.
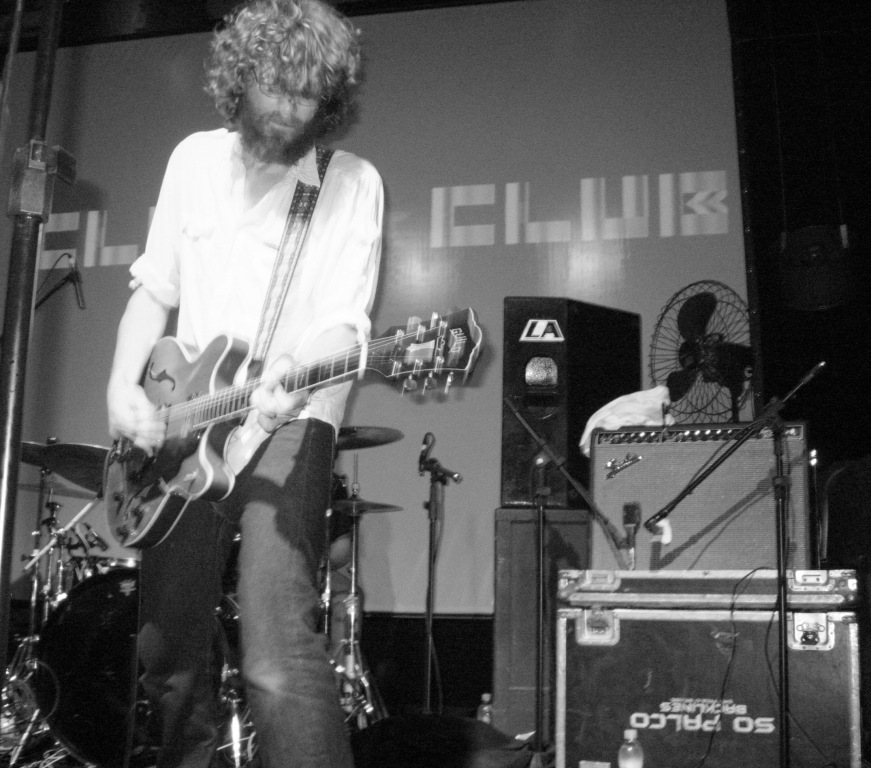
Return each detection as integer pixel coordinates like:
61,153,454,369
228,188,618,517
104,309,482,548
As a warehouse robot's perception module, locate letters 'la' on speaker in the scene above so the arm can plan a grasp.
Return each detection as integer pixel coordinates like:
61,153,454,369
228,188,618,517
501,297,640,508
589,423,812,569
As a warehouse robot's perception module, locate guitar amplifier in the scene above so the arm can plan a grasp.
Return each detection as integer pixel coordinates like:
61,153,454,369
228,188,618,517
589,423,812,570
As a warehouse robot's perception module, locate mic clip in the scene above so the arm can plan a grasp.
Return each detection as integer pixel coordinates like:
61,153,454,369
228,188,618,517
418,432,435,475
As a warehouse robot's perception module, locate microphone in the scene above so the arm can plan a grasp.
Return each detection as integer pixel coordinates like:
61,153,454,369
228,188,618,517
418,432,435,474
68,254,86,310
622,503,641,570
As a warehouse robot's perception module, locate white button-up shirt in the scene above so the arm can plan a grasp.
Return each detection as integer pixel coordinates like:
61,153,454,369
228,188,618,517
130,128,383,431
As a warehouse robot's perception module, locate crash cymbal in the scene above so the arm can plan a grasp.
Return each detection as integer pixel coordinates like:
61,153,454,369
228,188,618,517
18,482,95,500
21,441,108,492
332,497,402,515
336,426,404,451
21,441,49,467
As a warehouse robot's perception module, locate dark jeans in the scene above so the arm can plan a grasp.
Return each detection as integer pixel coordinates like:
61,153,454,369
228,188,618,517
138,418,352,768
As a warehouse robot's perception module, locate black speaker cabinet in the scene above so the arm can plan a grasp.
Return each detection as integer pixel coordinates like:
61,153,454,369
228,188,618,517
492,508,590,741
589,423,812,570
501,297,641,508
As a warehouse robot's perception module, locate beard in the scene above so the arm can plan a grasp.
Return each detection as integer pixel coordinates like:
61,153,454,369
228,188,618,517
236,96,321,165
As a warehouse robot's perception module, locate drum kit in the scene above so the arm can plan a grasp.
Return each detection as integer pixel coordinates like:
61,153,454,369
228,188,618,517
2,425,403,767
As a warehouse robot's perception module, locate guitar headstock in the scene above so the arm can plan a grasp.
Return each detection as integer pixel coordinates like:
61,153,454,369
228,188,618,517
369,308,483,392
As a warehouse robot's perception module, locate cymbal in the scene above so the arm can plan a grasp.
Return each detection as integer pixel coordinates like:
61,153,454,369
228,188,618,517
18,482,95,500
21,441,49,467
336,426,403,451
21,441,108,492
332,498,402,515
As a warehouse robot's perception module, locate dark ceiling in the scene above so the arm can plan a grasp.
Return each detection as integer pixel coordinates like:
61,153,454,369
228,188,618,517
7,0,868,55
0,0,504,52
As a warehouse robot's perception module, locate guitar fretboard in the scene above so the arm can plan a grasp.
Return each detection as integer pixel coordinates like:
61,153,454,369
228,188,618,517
160,331,422,439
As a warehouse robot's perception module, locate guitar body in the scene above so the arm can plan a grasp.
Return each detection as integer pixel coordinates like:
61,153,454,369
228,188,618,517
105,335,251,549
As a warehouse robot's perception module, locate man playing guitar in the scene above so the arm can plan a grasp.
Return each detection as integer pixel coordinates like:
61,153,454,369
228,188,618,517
106,1,382,766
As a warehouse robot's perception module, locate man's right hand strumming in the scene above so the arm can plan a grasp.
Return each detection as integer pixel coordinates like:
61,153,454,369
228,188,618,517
107,380,166,455
107,286,171,455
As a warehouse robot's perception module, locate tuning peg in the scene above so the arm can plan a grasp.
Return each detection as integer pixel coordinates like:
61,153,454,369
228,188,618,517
401,376,418,395
444,372,454,394
423,373,437,392
407,315,424,341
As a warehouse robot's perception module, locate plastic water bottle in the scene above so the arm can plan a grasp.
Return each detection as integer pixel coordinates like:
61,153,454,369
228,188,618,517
617,728,644,768
476,692,494,724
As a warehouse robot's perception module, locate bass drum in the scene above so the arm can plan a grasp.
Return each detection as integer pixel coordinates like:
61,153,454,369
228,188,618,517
32,568,153,768
32,568,253,768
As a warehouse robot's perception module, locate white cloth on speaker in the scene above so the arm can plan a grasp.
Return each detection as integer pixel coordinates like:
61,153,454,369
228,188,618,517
579,385,674,457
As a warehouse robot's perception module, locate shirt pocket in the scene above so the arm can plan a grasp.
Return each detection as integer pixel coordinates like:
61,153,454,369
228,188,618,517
180,217,218,265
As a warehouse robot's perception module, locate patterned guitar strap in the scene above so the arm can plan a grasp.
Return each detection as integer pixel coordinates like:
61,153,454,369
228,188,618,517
250,146,334,371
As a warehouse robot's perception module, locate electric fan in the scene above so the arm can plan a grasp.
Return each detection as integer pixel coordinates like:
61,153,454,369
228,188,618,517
649,280,754,423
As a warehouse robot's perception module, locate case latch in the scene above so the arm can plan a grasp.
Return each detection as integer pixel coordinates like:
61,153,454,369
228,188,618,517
789,612,834,650
574,607,620,646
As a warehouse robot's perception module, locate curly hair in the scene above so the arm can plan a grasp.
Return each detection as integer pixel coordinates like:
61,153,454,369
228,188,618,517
205,0,362,135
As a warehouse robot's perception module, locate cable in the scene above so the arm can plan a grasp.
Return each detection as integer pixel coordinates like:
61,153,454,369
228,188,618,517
689,568,764,768
33,252,70,299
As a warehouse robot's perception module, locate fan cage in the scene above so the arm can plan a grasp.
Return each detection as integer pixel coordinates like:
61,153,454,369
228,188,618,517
649,280,753,424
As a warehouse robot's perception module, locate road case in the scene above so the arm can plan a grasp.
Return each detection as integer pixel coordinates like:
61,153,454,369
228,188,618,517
555,571,861,768
557,568,859,611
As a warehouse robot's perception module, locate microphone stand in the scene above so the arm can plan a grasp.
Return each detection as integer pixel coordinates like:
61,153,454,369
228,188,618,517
532,456,548,763
503,397,630,766
418,435,462,715
503,397,629,566
643,361,825,768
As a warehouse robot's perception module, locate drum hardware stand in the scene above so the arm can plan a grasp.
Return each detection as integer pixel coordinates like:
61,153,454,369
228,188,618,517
210,594,255,768
24,497,101,610
1,480,70,763
417,432,462,716
214,648,255,768
3,494,105,763
502,398,627,768
40,508,72,613
319,507,335,641
2,632,45,766
218,670,250,768
643,361,826,768
330,455,387,729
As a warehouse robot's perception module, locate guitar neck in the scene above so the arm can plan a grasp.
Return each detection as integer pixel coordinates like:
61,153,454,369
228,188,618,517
280,343,365,398
158,308,481,440
161,342,368,438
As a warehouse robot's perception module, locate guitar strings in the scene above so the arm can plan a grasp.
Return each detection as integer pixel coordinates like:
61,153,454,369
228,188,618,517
158,328,427,434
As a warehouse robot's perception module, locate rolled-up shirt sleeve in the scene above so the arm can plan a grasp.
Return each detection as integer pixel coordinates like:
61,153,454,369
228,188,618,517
129,141,188,308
